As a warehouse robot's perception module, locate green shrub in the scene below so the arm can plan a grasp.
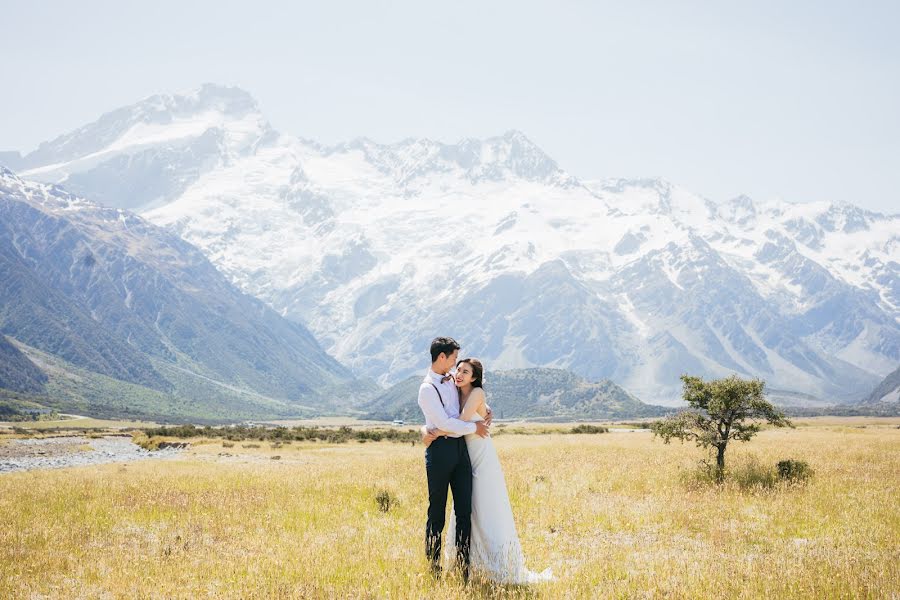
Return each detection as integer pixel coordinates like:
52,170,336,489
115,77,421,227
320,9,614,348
777,459,813,482
569,424,609,434
375,489,396,513
731,456,778,490
684,457,780,490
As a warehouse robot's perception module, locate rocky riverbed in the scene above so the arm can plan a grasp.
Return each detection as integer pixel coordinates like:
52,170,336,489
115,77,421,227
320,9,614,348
0,435,184,473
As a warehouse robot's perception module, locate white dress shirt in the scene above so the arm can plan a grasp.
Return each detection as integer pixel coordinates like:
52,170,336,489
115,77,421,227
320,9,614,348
417,369,477,437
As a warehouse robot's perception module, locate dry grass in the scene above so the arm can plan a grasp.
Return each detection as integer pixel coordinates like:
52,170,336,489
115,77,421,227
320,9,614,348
0,420,897,598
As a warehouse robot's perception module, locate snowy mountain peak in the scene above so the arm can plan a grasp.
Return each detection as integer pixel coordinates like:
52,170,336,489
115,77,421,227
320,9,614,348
320,129,576,188
590,177,718,225
719,194,758,225
473,129,572,183
484,128,547,155
728,194,756,210
16,84,276,212
101,83,261,125
19,83,270,177
175,83,260,116
814,203,875,234
596,177,674,194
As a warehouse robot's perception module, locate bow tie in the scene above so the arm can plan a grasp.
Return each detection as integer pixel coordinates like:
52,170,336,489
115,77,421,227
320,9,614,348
440,374,454,383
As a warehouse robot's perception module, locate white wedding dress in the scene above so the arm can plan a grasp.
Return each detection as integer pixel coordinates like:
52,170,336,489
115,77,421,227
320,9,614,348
446,415,554,584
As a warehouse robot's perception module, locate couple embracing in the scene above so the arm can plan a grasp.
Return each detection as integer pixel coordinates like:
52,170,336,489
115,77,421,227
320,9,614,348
416,336,553,585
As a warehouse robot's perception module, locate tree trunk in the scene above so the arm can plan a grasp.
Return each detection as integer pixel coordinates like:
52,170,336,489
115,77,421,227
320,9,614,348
715,444,726,482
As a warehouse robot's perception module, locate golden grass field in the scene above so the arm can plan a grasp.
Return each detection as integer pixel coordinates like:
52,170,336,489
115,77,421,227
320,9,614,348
1,418,898,599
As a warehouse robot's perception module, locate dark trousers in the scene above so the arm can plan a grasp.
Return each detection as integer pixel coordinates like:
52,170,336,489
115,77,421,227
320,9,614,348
425,436,472,576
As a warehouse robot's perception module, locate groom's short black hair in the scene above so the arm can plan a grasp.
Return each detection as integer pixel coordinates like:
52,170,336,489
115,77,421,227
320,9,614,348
430,337,460,362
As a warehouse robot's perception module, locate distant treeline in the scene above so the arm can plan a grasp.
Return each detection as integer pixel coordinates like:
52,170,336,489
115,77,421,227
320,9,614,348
140,422,613,444
0,409,61,423
141,424,422,444
781,405,900,417
0,396,59,422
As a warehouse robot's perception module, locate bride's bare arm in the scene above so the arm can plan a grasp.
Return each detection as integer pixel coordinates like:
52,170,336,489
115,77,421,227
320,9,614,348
460,388,485,422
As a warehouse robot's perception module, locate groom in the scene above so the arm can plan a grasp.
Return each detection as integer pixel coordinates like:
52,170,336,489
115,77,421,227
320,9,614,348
417,336,490,581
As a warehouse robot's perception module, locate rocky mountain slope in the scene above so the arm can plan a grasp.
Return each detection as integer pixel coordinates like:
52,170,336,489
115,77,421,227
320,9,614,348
0,166,362,420
0,334,47,394
861,364,900,405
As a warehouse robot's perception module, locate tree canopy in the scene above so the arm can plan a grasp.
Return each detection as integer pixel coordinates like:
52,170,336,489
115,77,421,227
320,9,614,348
652,374,792,478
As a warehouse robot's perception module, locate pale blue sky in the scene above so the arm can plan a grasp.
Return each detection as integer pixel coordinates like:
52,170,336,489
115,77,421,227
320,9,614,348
2,0,898,212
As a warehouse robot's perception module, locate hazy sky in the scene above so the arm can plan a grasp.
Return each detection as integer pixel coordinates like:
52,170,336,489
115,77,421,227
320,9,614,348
2,0,898,212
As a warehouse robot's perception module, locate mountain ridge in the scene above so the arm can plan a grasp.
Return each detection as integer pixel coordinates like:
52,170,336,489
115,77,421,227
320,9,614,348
8,85,898,406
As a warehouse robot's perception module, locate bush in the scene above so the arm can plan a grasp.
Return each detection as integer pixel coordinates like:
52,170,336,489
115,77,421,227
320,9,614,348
686,456,813,490
731,456,778,490
777,459,813,482
684,457,778,490
569,424,609,434
683,461,722,488
131,432,162,451
375,489,396,513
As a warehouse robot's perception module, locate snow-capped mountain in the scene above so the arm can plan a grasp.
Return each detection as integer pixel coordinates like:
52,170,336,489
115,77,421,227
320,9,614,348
9,84,899,405
13,84,272,211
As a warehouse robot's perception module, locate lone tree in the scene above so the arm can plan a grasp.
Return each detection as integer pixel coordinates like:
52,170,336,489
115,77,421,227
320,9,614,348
652,374,792,481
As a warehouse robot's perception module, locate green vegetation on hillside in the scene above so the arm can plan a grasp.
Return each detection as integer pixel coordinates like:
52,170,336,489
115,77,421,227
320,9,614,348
2,342,324,424
364,368,669,422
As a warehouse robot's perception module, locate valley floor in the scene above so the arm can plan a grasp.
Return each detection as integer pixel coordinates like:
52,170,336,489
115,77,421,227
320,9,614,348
1,419,898,598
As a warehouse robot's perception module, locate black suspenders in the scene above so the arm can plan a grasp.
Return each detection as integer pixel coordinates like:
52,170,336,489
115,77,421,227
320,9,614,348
430,383,445,407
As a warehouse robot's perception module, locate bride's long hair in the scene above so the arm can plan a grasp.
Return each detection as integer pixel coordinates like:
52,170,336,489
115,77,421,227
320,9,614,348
457,358,484,389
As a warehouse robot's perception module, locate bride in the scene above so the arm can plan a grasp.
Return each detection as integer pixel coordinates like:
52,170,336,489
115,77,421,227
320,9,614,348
423,358,553,584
